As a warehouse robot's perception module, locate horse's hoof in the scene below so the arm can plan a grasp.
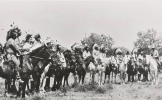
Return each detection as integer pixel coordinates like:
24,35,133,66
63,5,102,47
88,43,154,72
51,88,56,91
5,93,12,97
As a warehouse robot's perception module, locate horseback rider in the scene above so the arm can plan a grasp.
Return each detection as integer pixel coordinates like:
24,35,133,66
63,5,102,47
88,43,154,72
5,28,24,83
34,33,42,44
114,48,123,73
150,44,161,72
100,44,106,58
92,43,100,63
56,43,66,68
22,34,34,81
124,51,130,65
83,44,91,60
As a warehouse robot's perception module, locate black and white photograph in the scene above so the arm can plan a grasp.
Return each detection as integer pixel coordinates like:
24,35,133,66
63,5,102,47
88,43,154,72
0,0,162,100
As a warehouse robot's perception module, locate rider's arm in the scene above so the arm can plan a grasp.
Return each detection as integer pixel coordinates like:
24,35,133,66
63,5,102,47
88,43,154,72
9,39,21,55
155,50,159,57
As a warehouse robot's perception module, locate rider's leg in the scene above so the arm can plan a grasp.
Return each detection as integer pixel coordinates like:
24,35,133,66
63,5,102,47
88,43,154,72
156,60,161,72
11,56,24,83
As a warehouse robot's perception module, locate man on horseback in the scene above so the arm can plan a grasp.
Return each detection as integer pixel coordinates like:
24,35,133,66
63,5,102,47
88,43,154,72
34,33,42,44
100,44,106,58
92,44,100,62
150,44,161,72
83,44,91,59
22,34,34,81
56,43,66,68
5,28,24,83
114,48,123,73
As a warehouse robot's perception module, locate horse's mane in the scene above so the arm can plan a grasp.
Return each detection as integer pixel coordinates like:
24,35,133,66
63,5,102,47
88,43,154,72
63,49,73,59
84,56,93,62
28,45,45,56
146,55,157,66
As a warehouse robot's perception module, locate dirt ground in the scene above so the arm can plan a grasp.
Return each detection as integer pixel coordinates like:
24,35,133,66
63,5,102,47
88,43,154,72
0,73,162,100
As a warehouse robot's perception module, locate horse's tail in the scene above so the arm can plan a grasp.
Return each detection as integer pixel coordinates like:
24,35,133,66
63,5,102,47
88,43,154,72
0,65,6,78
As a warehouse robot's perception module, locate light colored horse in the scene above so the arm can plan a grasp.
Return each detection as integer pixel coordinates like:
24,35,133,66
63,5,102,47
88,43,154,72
99,56,118,84
119,55,130,84
97,54,111,85
145,55,158,85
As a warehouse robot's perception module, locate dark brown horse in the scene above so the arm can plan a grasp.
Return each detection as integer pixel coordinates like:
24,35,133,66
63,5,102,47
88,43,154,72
15,44,54,98
62,49,77,86
0,60,16,95
43,51,63,91
127,58,137,82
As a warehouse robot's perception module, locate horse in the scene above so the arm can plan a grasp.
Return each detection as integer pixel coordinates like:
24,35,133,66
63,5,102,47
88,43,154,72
15,44,55,98
96,58,106,85
63,49,77,86
109,56,119,84
136,59,145,82
43,52,64,91
104,57,114,84
145,55,158,85
38,50,63,92
127,57,137,83
0,60,16,96
84,55,97,83
75,53,86,84
119,56,129,84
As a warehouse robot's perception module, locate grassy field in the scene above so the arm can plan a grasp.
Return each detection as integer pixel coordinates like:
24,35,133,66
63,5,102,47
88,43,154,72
0,73,162,100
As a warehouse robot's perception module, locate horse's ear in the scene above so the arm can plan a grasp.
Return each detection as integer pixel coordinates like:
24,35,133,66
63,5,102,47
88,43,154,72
44,44,48,49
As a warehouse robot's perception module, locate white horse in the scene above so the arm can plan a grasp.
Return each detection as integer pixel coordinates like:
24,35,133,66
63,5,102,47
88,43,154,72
145,55,158,85
119,55,130,84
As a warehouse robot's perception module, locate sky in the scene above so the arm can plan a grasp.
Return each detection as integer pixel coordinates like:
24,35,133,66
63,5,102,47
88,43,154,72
1,1,162,50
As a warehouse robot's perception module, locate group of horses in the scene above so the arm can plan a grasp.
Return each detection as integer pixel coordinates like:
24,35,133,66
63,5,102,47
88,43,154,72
0,42,159,98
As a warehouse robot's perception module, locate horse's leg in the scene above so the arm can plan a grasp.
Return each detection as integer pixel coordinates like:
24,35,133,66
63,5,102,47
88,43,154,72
115,72,117,84
73,73,77,84
22,79,27,98
108,72,111,83
7,79,11,94
82,70,86,84
78,73,81,84
58,73,62,89
40,72,47,92
104,72,107,84
5,80,8,96
52,75,56,91
138,73,141,82
36,74,41,93
156,71,158,85
146,69,149,81
111,72,113,83
98,71,100,85
132,75,134,82
101,72,103,85
63,75,66,87
90,72,92,82
120,72,123,84
123,72,126,84
66,71,70,86
128,74,130,82
44,76,50,91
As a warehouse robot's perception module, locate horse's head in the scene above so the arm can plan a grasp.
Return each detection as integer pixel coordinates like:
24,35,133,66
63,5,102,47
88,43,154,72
75,54,84,66
145,55,153,65
50,51,62,66
109,57,118,70
63,50,76,66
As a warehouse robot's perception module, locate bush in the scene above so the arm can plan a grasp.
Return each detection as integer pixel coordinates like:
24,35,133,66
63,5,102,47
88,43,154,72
74,82,98,92
95,86,107,94
30,95,45,100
